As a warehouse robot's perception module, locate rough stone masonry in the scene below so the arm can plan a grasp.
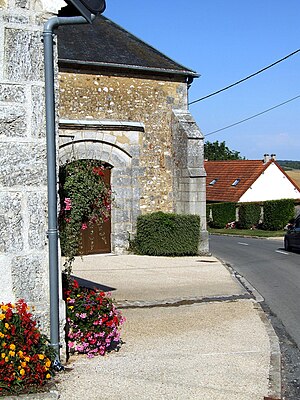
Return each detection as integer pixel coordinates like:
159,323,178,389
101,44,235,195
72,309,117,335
0,0,65,334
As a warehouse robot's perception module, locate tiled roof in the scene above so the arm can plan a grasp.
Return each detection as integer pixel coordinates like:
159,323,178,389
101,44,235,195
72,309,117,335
57,16,199,79
205,159,271,202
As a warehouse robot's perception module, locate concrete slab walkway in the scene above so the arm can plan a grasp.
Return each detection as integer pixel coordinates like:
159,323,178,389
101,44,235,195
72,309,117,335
55,254,281,400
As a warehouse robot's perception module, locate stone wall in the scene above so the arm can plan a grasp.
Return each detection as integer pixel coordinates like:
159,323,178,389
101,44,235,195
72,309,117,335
0,0,63,332
172,110,208,254
59,72,187,213
59,70,208,253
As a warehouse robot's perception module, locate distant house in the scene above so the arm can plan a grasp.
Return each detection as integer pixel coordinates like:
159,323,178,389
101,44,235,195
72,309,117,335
205,154,300,203
57,16,208,254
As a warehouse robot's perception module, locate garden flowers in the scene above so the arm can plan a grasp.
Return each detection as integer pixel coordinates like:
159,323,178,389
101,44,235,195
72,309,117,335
64,279,125,358
58,160,113,275
0,300,55,396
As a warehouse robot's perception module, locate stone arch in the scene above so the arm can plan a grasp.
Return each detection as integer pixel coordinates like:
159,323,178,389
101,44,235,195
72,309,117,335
59,133,141,254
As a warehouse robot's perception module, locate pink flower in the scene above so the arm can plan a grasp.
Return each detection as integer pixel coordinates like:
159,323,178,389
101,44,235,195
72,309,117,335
81,223,88,230
64,198,72,211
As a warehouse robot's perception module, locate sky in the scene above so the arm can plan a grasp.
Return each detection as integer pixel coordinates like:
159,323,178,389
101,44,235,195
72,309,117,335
103,0,300,161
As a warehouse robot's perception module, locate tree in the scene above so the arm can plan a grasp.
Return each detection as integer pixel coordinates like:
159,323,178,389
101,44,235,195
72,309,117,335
204,140,244,160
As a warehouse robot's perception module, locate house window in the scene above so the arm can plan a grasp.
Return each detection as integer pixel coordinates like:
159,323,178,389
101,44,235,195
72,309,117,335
232,179,240,186
209,179,218,185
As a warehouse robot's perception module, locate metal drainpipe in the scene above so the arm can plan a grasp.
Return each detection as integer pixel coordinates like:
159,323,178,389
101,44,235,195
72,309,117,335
43,14,94,367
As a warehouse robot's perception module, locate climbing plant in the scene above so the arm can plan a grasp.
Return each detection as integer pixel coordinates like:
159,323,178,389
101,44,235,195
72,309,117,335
59,160,112,274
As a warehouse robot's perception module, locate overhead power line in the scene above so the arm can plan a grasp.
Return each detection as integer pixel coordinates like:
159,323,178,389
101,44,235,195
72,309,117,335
204,94,300,137
189,49,300,106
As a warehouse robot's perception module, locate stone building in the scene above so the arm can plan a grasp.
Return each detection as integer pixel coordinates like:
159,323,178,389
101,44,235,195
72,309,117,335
0,0,65,329
57,16,208,255
0,1,207,338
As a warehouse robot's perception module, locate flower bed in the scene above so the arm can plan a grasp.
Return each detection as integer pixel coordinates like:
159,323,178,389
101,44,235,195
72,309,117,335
64,278,125,358
0,300,55,396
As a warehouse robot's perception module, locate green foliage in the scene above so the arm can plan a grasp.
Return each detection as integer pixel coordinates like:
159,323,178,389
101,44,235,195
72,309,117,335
208,203,236,228
238,203,261,229
131,212,200,256
204,140,244,161
277,160,300,170
59,160,112,274
262,199,295,230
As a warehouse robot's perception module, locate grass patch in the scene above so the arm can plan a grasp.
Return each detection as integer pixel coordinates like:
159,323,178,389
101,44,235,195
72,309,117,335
208,227,285,237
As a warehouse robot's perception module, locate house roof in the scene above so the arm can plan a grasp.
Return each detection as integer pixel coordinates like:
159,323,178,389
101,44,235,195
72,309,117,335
205,159,274,202
57,16,199,79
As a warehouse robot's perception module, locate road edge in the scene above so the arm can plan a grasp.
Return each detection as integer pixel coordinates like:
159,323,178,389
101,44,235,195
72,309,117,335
217,257,282,399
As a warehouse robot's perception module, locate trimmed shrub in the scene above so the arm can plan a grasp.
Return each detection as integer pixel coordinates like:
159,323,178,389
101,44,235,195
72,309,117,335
238,203,261,229
209,202,236,228
262,199,295,230
131,212,200,256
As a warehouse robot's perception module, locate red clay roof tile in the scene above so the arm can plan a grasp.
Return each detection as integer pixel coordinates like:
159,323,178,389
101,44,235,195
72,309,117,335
205,160,270,202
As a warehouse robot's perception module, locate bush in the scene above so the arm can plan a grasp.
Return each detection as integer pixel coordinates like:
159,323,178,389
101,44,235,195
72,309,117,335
64,278,125,358
209,203,236,228
131,212,200,256
0,300,55,396
262,199,295,230
238,203,261,229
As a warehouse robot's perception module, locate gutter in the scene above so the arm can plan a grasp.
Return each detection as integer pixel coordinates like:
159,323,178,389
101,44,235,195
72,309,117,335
58,58,200,79
43,14,94,369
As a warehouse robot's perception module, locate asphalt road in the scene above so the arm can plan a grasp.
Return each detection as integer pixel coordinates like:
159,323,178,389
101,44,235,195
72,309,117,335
209,234,300,349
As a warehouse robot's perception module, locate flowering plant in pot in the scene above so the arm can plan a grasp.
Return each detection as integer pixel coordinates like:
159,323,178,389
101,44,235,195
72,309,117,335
64,278,125,358
0,300,55,396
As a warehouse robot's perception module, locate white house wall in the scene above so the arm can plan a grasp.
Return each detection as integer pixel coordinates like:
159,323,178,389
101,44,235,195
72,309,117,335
239,163,300,203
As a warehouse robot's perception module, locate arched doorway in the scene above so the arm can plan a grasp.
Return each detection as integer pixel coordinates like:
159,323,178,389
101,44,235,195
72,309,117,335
79,164,112,255
59,120,144,254
58,159,113,256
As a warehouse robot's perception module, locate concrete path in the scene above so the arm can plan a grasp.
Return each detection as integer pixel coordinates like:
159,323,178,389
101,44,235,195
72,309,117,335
56,254,281,400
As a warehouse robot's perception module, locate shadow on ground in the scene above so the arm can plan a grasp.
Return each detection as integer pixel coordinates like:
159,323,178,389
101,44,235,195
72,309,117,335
71,275,116,293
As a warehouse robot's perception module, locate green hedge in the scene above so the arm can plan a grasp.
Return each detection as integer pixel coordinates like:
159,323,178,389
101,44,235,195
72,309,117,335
131,212,200,256
238,203,261,229
208,202,236,228
262,199,295,230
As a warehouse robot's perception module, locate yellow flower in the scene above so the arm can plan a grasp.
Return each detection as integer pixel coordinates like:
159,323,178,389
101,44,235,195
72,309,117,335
21,361,27,368
1,353,5,359
0,314,5,320
5,357,9,362
68,306,74,310
20,369,25,376
0,332,4,338
8,350,15,357
45,360,51,368
5,323,10,330
9,344,15,351
38,354,45,360
1,305,8,311
18,350,24,358
2,342,7,347
46,373,51,379
24,356,30,362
